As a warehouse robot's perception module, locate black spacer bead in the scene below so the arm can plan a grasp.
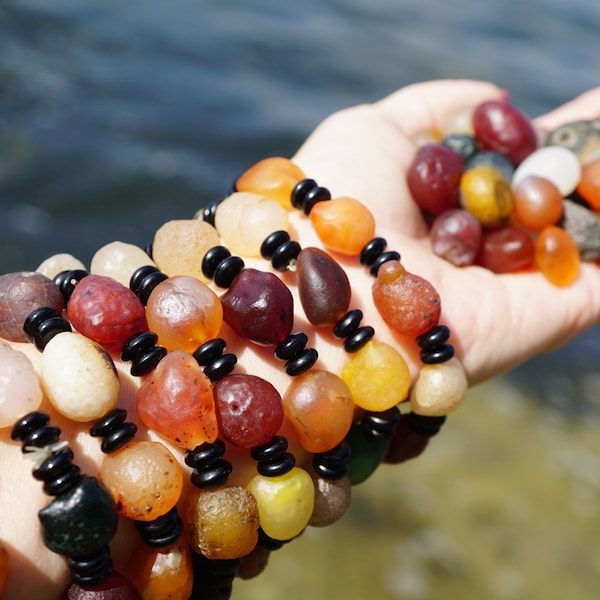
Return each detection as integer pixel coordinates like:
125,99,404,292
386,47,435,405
130,265,160,295
137,270,168,305
90,409,128,437
42,464,82,496
202,246,231,280
185,440,227,468
33,447,75,482
144,241,153,259
291,178,318,210
23,306,61,339
271,240,301,272
416,324,451,350
251,436,288,462
190,461,233,488
136,506,183,548
203,353,238,382
369,250,401,276
343,326,375,353
359,237,387,266
11,411,50,442
312,460,348,481
256,453,295,477
53,269,89,303
284,348,318,376
420,344,455,364
260,230,291,260
121,331,159,362
408,412,447,437
99,423,138,454
68,547,113,587
193,338,228,365
312,441,351,480
362,407,401,441
33,315,72,351
202,198,224,227
24,424,62,449
274,333,308,360
333,309,363,338
130,346,167,376
213,255,245,288
302,186,331,215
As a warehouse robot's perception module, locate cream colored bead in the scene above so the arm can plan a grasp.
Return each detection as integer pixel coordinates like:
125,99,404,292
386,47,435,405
214,192,289,257
409,357,467,416
152,219,220,282
41,331,120,421
90,241,156,287
36,253,87,279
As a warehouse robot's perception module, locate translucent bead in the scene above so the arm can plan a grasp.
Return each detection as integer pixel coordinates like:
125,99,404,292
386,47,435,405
442,104,475,136
282,370,354,453
136,350,218,450
309,473,352,527
341,340,410,411
409,357,467,416
99,441,183,521
296,247,351,326
512,175,564,231
0,539,8,596
237,544,270,580
214,192,289,257
576,156,600,210
345,422,391,485
475,226,535,273
459,165,514,227
246,467,314,540
152,219,221,283
42,332,120,422
39,475,118,556
67,274,148,353
0,272,64,342
372,260,441,337
187,486,259,559
0,341,43,428
213,373,284,448
36,253,87,279
535,225,581,287
236,156,306,209
129,534,193,600
309,197,376,256
145,275,223,353
512,146,582,197
90,241,156,287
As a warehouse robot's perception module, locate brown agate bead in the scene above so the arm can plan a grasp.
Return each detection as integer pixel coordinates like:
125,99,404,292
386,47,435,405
60,572,139,599
384,413,430,463
220,268,294,345
296,247,351,326
0,272,64,341
236,544,271,580
308,474,352,527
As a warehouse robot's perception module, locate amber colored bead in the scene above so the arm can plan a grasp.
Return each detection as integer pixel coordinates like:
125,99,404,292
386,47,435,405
145,275,223,353
0,539,8,596
576,157,600,210
513,175,564,231
236,156,306,209
475,226,535,274
61,572,139,599
282,370,354,453
535,225,581,287
136,350,218,450
296,247,351,326
309,197,376,256
372,260,441,337
129,534,194,600
187,486,260,560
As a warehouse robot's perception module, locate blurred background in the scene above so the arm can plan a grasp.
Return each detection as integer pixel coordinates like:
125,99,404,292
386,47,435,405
1,0,599,598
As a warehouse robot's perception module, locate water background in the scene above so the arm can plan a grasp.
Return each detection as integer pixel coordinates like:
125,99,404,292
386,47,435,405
1,1,600,598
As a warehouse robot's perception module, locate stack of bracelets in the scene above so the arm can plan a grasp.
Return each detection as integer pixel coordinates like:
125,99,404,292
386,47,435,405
0,96,599,599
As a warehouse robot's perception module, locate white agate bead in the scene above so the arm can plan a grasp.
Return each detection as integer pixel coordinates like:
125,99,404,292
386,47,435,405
41,331,120,421
91,240,156,287
512,146,581,196
214,192,289,257
0,341,43,428
36,253,87,279
410,357,467,416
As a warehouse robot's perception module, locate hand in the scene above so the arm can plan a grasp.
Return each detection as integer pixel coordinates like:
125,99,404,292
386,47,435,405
2,79,599,599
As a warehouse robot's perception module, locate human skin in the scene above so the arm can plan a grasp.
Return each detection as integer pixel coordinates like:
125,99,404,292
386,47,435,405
1,79,599,598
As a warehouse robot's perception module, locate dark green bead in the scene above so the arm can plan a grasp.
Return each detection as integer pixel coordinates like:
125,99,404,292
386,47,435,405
345,423,391,485
441,134,480,162
38,475,118,556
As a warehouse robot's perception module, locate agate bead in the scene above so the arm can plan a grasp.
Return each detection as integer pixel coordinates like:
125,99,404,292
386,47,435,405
309,197,376,255
99,440,183,521
309,474,352,527
475,226,535,273
535,225,580,287
136,350,218,450
345,423,392,485
61,571,139,599
36,253,87,280
372,260,441,337
187,486,260,559
576,156,600,210
145,275,223,353
90,241,157,287
341,340,411,411
282,370,354,453
512,175,564,231
430,208,482,266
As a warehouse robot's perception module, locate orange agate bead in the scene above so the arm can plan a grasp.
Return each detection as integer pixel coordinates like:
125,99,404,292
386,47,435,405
576,156,600,210
0,540,8,596
136,350,219,450
129,534,194,600
236,157,305,209
535,225,580,287
309,197,376,255
512,175,564,231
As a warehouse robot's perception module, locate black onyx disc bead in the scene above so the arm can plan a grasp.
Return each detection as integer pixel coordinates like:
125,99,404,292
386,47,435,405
201,198,224,227
359,237,401,276
260,231,301,272
274,333,318,376
53,269,89,303
416,324,455,364
23,306,72,351
408,412,447,437
186,440,233,489
361,407,401,441
333,309,374,353
135,506,183,548
32,448,82,496
90,409,138,454
312,441,351,480
193,338,238,382
11,411,60,450
291,178,331,215
67,547,113,587
131,267,168,305
260,230,290,259
251,436,295,477
191,553,242,600
121,331,167,376
200,246,246,289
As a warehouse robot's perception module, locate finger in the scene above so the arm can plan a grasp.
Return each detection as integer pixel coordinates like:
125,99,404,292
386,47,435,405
534,87,600,132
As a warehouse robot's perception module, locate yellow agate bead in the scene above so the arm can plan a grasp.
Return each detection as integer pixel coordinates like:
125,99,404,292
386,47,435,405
246,467,314,541
341,340,411,411
409,357,467,416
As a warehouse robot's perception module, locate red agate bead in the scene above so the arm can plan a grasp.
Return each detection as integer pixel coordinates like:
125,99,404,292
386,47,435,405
67,274,147,353
475,226,535,273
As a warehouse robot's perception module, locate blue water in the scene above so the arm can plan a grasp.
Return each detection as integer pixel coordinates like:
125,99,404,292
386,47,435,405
0,0,599,395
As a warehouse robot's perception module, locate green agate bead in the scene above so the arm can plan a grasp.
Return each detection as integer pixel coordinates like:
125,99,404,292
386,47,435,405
39,475,118,556
345,423,391,485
